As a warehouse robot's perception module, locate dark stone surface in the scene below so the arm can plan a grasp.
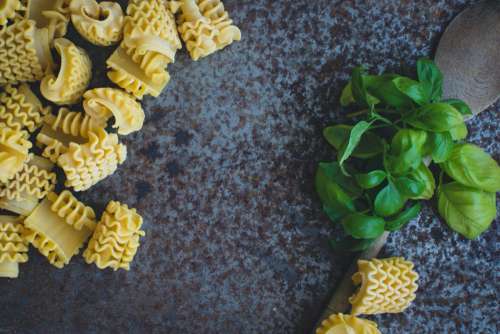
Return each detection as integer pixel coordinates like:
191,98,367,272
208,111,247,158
0,0,498,333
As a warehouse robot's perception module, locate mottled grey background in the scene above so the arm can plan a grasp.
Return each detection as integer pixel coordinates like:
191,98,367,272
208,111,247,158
0,0,498,333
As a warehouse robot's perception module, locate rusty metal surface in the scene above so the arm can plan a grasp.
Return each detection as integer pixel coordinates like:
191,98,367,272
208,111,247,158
0,0,498,333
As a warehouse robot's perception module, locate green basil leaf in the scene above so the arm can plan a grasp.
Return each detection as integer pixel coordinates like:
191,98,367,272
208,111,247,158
438,182,497,239
417,58,443,102
316,170,355,222
388,129,427,174
374,182,406,217
392,77,428,105
395,176,426,198
442,99,473,116
355,170,386,189
426,132,454,163
407,103,464,132
365,74,414,109
350,68,380,107
408,163,436,200
449,122,468,141
324,125,384,158
385,202,422,232
340,82,355,106
338,121,374,173
341,213,385,239
440,144,500,192
329,237,375,252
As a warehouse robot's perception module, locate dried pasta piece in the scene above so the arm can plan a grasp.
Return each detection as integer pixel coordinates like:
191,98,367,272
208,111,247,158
40,38,92,105
197,0,241,49
0,0,22,26
349,257,419,315
316,313,380,334
0,19,52,84
57,128,127,191
24,191,95,268
0,126,31,183
107,46,169,99
84,201,145,271
83,88,145,135
0,216,28,278
26,0,70,41
0,84,50,133
36,108,104,162
70,0,124,46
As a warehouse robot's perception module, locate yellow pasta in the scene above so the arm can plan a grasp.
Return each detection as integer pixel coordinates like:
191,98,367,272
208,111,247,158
26,0,70,41
174,0,241,61
70,0,124,46
83,201,145,271
0,84,51,133
57,128,127,191
24,191,95,268
0,126,31,183
0,19,52,84
40,38,92,105
0,154,56,216
0,0,22,26
349,257,419,316
0,216,28,278
83,88,145,135
316,313,380,334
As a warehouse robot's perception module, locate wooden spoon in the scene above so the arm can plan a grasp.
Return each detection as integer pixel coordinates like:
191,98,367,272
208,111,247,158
435,0,500,116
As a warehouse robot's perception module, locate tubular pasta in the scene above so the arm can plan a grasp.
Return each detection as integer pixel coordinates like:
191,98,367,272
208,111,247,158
0,216,28,278
0,126,32,183
26,0,70,41
57,128,127,191
0,19,52,84
0,154,56,216
40,38,92,105
0,84,50,133
0,0,22,26
316,313,380,334
24,191,95,268
83,88,145,135
349,257,419,315
70,0,124,46
84,201,145,271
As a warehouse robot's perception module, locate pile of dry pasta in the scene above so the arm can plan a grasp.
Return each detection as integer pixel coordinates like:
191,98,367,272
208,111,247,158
0,0,241,278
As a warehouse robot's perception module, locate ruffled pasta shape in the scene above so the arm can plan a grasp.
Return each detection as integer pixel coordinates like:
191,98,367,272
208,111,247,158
349,257,419,315
36,108,104,162
40,38,92,105
0,0,21,26
26,0,70,41
84,201,145,271
70,0,124,46
57,128,127,191
0,126,31,183
0,19,52,84
316,313,380,334
0,84,50,133
0,155,56,216
173,0,241,61
24,191,95,268
0,216,28,278
83,88,145,135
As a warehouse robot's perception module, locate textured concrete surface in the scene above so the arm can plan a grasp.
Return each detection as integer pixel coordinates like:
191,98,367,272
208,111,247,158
0,0,498,333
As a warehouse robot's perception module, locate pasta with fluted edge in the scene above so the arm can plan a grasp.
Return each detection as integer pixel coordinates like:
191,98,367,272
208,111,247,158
349,257,419,315
0,155,56,216
316,313,380,334
83,88,145,135
0,0,22,26
84,201,145,271
26,0,70,41
23,191,95,268
70,0,124,46
36,107,104,162
40,38,92,105
172,0,241,61
0,126,31,183
0,216,28,278
0,19,53,84
0,84,51,133
57,128,127,191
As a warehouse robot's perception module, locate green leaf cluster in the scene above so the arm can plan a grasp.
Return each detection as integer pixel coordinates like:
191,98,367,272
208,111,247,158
318,59,499,250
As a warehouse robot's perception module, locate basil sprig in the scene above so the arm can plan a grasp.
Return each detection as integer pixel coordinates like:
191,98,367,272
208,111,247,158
318,59,499,250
